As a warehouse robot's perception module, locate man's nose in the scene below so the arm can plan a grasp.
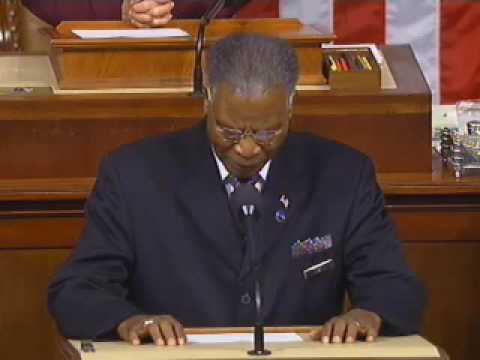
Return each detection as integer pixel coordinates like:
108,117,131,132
234,136,261,158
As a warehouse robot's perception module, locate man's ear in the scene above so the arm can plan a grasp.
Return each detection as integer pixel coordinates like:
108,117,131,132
203,99,209,116
203,87,213,116
288,93,295,119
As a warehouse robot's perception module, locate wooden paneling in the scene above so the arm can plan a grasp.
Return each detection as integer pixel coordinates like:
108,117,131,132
0,117,200,178
50,19,331,90
293,113,431,173
0,249,70,360
391,206,480,242
404,243,480,360
0,216,84,248
0,46,431,175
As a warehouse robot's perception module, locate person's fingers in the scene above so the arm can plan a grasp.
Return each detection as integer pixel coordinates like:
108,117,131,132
130,9,172,27
127,325,143,346
133,320,153,345
117,320,131,343
331,318,347,343
130,12,153,24
132,0,164,13
170,317,187,345
152,14,173,26
147,323,165,346
150,2,174,17
117,315,186,346
320,320,334,344
345,321,361,343
129,18,150,28
130,1,173,27
159,320,177,346
365,323,379,342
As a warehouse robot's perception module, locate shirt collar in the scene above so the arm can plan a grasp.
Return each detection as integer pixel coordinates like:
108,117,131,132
212,146,271,182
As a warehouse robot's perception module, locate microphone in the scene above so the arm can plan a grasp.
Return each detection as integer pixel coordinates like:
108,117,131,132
192,0,248,97
229,183,271,356
192,0,226,97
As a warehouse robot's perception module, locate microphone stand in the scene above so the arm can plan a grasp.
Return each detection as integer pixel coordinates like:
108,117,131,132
241,204,271,356
192,0,226,98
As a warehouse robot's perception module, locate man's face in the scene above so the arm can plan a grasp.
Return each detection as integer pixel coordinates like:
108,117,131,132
207,83,292,179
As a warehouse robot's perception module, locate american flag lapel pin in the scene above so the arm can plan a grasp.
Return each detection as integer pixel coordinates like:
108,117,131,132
275,194,290,223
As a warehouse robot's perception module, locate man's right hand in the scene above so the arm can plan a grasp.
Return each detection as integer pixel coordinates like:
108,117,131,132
117,314,186,346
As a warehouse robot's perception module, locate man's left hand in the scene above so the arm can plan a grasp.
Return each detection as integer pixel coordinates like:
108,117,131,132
310,308,382,344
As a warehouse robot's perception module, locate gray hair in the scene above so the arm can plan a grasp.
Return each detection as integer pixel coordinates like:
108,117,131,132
207,33,299,100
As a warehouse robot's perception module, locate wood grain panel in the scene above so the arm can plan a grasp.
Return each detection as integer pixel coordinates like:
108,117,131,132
293,113,431,173
0,94,204,121
391,208,480,242
0,216,84,249
405,243,480,360
0,249,70,360
0,46,431,175
0,117,199,178
50,19,331,90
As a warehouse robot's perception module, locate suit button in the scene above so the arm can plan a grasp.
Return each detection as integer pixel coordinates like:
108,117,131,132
241,293,251,305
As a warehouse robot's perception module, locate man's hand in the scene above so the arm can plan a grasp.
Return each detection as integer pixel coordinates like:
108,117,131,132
311,309,382,344
117,314,186,346
125,0,175,28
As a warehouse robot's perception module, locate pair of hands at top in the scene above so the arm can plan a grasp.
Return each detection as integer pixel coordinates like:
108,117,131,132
116,309,382,346
124,0,175,28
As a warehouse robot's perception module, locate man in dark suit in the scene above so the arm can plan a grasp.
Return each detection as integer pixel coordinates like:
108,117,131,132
48,34,425,347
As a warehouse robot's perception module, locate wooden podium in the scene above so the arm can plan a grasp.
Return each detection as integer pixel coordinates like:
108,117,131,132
66,328,449,360
47,19,333,91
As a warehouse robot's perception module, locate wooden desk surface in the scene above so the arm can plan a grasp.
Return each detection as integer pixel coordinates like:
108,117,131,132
67,329,446,360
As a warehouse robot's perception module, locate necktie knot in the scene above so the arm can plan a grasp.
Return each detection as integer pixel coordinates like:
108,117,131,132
224,174,264,197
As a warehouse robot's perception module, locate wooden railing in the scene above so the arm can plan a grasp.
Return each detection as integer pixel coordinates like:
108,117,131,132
0,0,21,51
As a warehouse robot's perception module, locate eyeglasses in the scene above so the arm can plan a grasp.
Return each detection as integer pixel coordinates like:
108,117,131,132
216,125,283,145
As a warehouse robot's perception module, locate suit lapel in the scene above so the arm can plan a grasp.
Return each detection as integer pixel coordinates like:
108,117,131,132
176,125,244,275
260,135,312,263
260,135,315,320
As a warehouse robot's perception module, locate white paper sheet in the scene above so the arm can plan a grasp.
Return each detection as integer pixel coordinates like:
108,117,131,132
72,28,191,40
188,333,303,344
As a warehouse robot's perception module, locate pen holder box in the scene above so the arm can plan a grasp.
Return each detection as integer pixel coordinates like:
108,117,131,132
323,49,381,91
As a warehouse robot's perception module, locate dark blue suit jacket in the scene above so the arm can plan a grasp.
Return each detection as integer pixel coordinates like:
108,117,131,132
48,123,425,339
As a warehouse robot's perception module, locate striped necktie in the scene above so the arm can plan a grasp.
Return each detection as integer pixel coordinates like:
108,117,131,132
224,174,264,247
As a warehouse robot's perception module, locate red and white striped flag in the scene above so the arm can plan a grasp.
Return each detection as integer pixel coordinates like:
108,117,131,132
237,0,480,104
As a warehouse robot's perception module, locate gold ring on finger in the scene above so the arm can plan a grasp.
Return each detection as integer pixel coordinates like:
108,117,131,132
143,319,156,327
